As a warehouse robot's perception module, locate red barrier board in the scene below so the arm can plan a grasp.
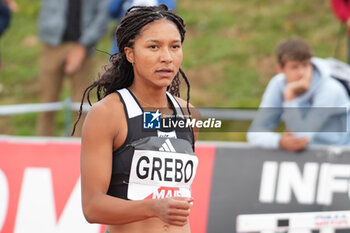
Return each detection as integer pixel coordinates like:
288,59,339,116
190,145,216,233
0,137,215,233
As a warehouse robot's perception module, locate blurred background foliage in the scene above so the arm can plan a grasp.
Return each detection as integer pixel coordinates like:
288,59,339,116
0,0,347,140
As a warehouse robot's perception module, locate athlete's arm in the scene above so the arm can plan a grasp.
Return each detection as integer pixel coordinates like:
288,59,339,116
80,94,191,226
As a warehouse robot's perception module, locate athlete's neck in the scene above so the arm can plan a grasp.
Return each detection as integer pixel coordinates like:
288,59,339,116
128,85,168,109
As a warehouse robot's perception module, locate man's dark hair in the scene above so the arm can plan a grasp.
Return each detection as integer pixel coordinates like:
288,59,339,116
72,4,191,135
276,38,313,67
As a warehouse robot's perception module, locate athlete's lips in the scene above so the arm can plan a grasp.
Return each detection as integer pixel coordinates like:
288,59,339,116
155,68,174,77
156,68,174,73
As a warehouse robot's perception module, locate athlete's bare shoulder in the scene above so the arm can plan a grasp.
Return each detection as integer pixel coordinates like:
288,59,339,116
83,92,126,139
174,96,201,142
88,92,123,118
173,97,201,120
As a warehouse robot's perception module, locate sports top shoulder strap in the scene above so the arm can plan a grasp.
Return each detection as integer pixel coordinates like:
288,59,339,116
117,88,142,119
166,92,185,118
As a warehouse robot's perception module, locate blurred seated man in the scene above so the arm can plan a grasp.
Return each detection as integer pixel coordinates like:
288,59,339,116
247,38,350,152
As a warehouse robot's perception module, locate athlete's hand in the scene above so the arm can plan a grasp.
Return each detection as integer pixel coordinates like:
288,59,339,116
279,132,308,152
152,197,193,226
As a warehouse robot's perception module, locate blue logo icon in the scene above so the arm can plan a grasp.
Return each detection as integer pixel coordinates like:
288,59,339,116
143,110,161,129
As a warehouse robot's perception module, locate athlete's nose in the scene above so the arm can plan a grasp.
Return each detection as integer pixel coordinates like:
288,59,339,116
160,48,173,63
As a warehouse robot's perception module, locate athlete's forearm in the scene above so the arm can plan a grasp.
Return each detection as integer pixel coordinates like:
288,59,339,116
83,193,156,225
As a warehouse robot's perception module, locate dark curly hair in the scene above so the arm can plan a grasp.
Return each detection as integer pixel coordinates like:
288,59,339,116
72,4,191,135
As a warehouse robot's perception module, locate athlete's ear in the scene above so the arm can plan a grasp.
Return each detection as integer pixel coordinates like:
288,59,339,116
124,47,134,64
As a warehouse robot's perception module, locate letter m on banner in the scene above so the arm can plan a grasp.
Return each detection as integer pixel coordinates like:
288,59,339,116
0,139,100,233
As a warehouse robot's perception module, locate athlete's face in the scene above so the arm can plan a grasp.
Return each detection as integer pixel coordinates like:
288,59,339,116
125,19,183,89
